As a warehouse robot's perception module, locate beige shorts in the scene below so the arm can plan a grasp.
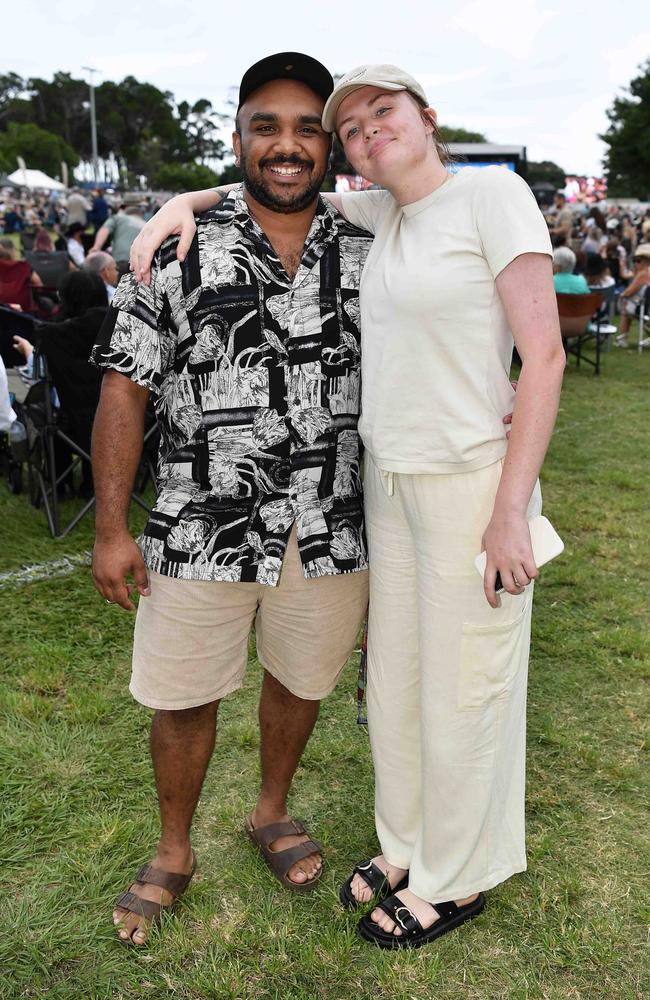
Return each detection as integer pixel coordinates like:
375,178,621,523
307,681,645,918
131,528,369,710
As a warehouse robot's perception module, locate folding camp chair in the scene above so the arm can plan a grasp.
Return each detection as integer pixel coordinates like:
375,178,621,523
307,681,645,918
25,251,69,298
22,350,158,538
556,292,606,375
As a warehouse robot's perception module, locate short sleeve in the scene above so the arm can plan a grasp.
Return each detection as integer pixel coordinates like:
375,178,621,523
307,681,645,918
90,256,174,393
473,168,552,279
103,215,117,234
340,189,394,234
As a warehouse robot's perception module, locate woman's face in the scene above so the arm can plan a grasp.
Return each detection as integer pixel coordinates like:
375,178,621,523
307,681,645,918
335,86,434,184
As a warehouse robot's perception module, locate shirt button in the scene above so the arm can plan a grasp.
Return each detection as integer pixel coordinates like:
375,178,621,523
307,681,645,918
290,492,297,500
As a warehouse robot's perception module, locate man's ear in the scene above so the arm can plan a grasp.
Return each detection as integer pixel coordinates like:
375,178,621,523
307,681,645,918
232,131,241,166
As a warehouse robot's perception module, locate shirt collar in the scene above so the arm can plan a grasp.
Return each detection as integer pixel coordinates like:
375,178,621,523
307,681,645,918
218,185,339,285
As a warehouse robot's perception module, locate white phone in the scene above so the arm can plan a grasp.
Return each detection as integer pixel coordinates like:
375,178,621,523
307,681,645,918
474,514,564,591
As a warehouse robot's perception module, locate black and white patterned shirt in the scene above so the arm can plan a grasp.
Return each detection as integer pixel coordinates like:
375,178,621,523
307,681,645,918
92,188,372,585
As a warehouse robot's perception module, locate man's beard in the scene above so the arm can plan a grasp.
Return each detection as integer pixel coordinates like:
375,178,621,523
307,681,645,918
240,152,326,214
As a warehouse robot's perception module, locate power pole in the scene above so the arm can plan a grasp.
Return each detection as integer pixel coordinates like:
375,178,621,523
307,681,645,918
82,66,100,183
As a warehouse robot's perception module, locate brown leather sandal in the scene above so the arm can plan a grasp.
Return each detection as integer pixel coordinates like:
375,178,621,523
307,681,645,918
114,851,197,945
245,816,323,893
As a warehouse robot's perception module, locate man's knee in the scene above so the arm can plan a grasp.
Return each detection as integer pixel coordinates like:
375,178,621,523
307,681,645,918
153,699,220,726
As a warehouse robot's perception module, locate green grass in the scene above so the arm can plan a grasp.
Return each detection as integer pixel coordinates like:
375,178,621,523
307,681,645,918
1,344,649,1000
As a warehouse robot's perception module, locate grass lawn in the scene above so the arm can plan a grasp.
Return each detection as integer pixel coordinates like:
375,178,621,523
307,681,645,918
1,344,649,1000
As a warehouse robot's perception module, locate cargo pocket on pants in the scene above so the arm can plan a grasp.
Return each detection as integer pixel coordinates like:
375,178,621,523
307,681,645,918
458,594,532,710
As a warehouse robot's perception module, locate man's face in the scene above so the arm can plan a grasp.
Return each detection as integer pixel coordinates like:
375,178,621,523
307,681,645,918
555,195,565,209
101,259,119,287
233,79,331,214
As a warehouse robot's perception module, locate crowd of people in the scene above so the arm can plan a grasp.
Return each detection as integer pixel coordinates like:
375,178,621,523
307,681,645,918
545,190,650,347
0,185,156,497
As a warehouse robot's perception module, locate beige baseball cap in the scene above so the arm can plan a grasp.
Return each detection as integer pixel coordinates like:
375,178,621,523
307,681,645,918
321,64,429,133
633,243,650,259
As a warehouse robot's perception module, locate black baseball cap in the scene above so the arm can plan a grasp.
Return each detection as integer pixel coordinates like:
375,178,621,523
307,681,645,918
237,52,334,111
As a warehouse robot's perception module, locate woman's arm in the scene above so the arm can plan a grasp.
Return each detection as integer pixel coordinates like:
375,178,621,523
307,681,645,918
130,188,224,285
620,272,645,298
481,252,565,608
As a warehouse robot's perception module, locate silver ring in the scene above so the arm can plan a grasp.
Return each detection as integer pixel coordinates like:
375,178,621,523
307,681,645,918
105,599,114,604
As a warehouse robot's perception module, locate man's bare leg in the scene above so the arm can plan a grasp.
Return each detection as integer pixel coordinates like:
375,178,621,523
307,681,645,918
114,700,219,944
250,670,322,884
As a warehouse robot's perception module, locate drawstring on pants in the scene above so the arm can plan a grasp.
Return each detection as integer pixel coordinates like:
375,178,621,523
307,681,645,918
379,470,395,497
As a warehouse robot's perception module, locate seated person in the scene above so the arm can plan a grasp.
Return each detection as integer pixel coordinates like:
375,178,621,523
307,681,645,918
66,223,86,268
0,354,17,433
585,254,615,289
34,228,55,252
615,244,650,348
553,247,590,294
0,238,44,312
13,270,108,495
83,251,119,303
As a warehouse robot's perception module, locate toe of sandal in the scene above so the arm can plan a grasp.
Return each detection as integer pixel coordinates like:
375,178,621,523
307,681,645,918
358,892,485,950
114,851,197,945
339,859,409,911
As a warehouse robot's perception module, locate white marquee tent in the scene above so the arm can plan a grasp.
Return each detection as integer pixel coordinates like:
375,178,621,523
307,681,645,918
7,168,66,191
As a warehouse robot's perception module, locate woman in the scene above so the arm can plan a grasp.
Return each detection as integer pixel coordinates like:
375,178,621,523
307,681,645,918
128,64,565,950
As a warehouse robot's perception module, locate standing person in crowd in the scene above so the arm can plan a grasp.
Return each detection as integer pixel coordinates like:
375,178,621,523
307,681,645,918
89,190,109,233
552,247,589,293
615,244,650,348
65,188,90,227
66,223,86,268
90,53,374,948
547,191,573,245
90,205,145,276
83,251,119,303
621,215,637,256
129,62,564,951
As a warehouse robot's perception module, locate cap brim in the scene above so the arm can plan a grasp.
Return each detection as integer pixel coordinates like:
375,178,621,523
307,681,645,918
322,80,406,133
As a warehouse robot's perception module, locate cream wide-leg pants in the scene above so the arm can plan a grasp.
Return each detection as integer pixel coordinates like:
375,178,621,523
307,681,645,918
364,455,543,904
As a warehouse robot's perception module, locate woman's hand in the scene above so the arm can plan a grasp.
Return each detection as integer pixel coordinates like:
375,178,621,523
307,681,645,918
13,335,33,360
129,193,198,285
481,509,538,608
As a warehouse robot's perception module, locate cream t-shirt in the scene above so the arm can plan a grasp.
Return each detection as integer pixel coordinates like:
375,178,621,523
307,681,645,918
341,166,553,473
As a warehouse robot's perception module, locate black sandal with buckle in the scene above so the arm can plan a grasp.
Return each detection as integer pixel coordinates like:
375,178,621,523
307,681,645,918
358,891,485,949
339,859,409,911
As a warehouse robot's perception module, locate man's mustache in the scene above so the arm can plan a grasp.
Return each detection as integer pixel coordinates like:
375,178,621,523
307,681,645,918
259,155,314,170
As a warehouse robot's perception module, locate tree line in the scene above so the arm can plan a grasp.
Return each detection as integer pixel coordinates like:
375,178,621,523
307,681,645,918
1,64,647,196
0,70,232,189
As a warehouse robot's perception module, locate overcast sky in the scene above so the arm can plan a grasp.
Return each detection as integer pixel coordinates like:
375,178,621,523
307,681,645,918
7,0,649,176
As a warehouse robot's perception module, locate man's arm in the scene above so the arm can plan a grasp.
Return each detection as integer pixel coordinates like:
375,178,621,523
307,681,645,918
91,369,151,610
91,225,111,253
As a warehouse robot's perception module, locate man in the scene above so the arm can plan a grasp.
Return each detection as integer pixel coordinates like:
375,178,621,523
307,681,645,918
65,187,91,227
91,52,371,946
547,192,574,245
84,250,119,302
90,204,145,274
89,189,109,233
